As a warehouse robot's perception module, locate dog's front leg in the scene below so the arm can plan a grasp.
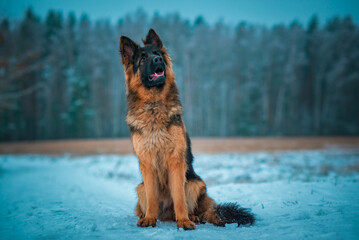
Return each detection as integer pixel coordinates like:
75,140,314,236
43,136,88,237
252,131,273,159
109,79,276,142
137,161,159,227
168,160,196,230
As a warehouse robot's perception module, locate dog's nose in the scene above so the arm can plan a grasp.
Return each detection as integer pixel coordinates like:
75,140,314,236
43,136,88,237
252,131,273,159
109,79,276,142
153,56,163,64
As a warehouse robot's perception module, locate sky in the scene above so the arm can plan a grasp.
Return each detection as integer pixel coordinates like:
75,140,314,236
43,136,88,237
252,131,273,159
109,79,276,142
1,0,359,26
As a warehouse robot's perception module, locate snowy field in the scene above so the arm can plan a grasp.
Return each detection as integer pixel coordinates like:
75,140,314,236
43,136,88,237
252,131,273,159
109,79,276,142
1,149,359,239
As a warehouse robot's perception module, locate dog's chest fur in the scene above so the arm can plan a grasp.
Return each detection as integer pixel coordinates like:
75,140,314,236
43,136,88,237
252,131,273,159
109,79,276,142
126,101,183,155
127,101,185,189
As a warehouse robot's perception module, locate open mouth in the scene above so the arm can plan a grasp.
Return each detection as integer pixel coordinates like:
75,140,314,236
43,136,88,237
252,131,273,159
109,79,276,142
149,67,164,81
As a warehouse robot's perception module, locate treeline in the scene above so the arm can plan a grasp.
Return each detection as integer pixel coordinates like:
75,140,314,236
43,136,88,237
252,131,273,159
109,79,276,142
0,8,359,141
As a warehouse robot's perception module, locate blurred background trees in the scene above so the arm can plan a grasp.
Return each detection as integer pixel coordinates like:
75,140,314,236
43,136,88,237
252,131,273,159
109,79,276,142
0,8,358,141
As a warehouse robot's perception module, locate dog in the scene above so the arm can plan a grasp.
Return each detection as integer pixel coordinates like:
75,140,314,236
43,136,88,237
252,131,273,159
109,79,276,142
119,29,255,230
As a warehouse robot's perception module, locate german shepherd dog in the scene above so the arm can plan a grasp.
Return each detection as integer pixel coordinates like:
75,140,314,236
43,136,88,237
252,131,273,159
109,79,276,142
119,29,255,230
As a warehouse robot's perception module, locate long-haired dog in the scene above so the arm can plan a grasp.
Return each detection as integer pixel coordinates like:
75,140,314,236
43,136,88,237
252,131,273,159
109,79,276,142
119,29,255,230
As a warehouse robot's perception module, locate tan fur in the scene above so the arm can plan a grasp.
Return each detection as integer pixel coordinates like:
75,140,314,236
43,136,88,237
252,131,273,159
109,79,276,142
120,29,224,230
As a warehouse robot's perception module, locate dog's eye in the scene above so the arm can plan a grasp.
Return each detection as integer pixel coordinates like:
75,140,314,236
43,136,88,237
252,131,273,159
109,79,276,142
140,56,146,63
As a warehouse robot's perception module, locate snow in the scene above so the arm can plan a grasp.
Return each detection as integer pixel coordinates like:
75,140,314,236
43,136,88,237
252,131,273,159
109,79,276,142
1,150,359,239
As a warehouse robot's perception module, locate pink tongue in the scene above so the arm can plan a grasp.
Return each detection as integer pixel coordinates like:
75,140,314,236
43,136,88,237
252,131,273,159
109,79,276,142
151,72,163,79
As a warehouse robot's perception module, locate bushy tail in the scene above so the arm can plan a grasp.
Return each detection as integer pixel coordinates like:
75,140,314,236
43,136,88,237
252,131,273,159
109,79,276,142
215,203,255,226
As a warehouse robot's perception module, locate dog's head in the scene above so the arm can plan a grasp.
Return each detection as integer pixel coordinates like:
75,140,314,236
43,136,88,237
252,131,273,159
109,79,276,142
120,29,171,89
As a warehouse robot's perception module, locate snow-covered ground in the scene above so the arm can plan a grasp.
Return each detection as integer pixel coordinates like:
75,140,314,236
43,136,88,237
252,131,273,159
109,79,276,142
1,149,359,239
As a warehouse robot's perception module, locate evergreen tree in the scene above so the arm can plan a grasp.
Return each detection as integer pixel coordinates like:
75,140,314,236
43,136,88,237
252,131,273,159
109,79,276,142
1,10,359,141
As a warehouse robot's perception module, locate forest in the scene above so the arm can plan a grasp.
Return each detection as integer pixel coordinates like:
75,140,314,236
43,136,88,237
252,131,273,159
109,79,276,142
0,8,358,141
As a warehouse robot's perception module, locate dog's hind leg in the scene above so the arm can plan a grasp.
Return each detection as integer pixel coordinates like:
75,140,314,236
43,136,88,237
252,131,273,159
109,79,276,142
184,179,206,223
184,179,223,226
192,185,225,227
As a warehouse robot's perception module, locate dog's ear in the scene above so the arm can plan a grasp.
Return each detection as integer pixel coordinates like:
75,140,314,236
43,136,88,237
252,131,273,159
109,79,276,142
143,29,163,48
120,36,139,66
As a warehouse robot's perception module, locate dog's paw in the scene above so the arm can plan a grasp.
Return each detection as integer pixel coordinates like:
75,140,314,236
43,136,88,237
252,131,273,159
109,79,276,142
177,219,196,230
189,215,200,224
137,217,157,227
208,216,225,227
213,220,225,227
